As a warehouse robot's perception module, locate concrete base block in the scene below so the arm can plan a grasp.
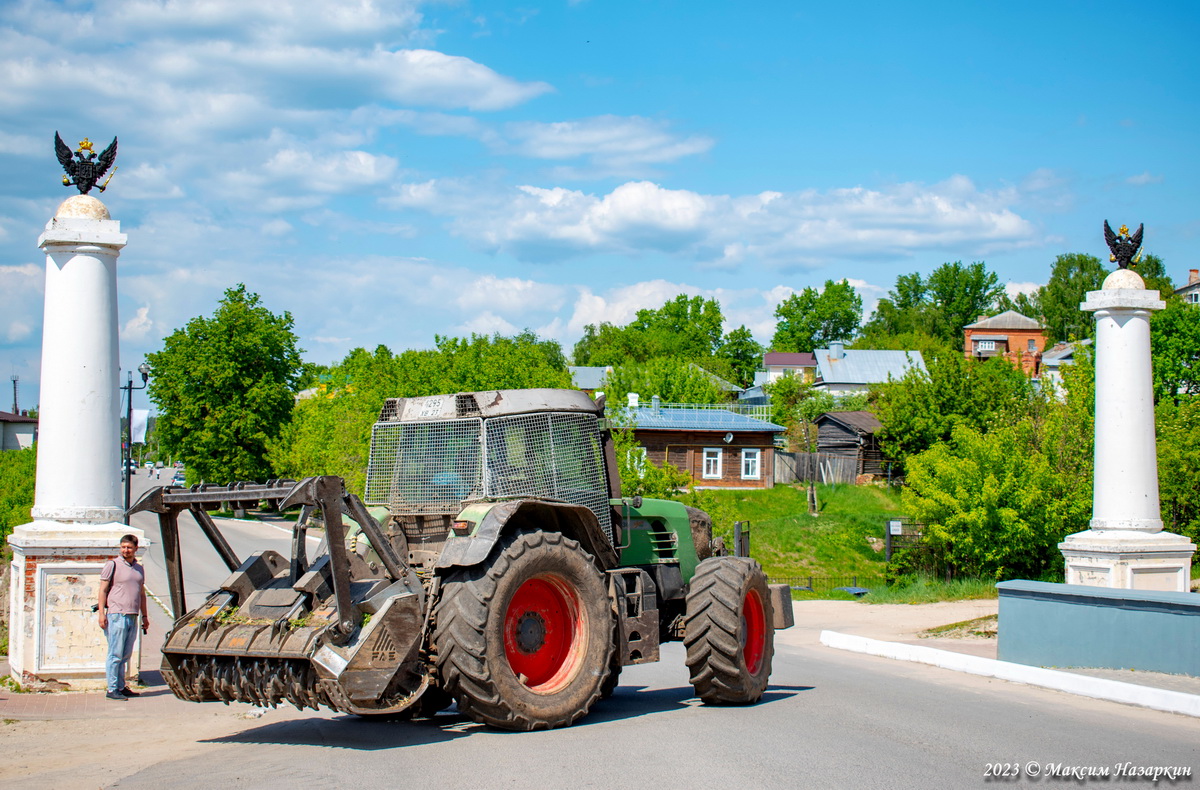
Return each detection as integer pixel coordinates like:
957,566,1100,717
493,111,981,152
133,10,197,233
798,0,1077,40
6,520,146,689
1059,529,1195,592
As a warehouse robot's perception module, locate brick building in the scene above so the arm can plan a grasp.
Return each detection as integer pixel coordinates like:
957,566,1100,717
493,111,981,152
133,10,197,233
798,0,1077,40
963,310,1047,376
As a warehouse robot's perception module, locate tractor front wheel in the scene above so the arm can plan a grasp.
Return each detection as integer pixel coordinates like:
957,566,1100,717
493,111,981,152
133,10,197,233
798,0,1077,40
434,531,615,731
684,556,775,704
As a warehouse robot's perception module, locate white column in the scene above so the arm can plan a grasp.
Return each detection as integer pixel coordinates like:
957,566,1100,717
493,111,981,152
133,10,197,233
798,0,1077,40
7,195,144,689
32,195,125,523
1059,269,1195,591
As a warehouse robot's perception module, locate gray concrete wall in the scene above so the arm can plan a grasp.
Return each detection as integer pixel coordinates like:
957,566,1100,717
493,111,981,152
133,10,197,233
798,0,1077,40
997,580,1200,676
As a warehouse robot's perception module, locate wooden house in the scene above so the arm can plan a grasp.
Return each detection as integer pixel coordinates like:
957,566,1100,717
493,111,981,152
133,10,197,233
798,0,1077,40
622,399,784,489
815,411,885,476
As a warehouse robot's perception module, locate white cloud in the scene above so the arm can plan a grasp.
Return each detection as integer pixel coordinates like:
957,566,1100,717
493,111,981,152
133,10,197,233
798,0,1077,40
262,148,398,193
397,175,1040,266
0,263,43,344
455,275,567,315
1005,281,1041,298
1127,171,1163,186
120,305,153,341
455,310,519,336
502,115,713,173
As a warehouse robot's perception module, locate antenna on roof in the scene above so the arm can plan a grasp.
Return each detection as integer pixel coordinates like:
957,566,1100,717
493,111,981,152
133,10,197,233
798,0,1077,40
9,374,17,414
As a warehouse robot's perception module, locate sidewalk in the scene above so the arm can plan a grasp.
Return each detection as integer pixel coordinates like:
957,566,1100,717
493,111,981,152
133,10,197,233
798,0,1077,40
785,598,1200,701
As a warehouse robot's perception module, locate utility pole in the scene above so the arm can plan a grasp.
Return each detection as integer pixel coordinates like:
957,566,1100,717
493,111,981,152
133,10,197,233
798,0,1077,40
9,374,17,413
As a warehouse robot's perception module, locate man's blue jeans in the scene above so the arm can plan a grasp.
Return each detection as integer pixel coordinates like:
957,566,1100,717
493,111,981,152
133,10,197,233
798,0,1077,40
105,613,138,693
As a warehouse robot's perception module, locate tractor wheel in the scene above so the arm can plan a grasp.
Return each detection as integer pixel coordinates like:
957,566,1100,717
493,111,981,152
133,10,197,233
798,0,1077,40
434,531,615,731
684,556,775,705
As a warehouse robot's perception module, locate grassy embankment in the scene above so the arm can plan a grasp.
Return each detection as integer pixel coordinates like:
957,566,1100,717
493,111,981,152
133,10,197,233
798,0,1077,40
701,483,998,602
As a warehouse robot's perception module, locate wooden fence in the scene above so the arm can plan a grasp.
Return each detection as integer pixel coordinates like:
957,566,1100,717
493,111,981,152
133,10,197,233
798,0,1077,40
774,451,858,485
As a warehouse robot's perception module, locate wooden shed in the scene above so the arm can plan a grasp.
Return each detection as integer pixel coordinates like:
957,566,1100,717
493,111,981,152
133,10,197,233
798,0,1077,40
815,411,885,476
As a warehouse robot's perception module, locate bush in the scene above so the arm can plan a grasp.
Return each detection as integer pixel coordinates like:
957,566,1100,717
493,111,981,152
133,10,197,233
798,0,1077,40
0,446,36,545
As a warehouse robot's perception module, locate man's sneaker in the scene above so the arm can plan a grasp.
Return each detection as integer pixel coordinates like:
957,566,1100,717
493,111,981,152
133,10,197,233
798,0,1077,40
119,687,140,697
105,691,127,701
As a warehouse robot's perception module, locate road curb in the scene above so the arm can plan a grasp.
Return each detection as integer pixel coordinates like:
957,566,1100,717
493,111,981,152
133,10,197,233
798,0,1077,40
819,630,1200,719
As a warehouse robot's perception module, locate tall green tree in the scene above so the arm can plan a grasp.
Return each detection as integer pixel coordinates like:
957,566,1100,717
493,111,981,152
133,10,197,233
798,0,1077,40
771,279,862,352
872,354,1037,466
925,261,1004,341
1040,253,1108,344
148,285,301,484
271,332,572,492
1156,396,1200,545
573,294,725,365
714,325,764,388
603,358,729,406
1150,299,1200,404
1135,253,1175,300
862,262,1003,344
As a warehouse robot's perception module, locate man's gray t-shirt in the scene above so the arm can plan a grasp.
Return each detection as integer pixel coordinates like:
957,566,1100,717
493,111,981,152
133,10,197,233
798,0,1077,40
100,557,145,615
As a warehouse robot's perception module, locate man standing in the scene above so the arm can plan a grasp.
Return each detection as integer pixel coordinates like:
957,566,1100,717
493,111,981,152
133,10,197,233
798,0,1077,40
97,534,148,701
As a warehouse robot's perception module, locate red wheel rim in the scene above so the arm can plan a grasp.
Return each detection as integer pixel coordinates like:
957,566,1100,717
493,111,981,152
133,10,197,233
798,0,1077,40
741,588,767,675
503,574,585,692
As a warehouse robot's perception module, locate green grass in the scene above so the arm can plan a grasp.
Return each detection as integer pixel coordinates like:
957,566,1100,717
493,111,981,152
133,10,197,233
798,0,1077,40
703,483,901,580
860,576,999,604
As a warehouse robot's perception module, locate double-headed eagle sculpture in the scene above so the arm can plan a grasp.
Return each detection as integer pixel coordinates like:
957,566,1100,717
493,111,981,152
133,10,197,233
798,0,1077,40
55,132,118,195
1103,220,1143,270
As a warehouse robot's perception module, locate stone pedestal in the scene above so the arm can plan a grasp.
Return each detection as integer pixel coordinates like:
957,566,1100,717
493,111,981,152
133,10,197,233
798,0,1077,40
6,195,144,689
1059,269,1196,592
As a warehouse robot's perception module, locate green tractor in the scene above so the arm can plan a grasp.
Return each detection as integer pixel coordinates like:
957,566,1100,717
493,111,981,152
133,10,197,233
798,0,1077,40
132,388,793,731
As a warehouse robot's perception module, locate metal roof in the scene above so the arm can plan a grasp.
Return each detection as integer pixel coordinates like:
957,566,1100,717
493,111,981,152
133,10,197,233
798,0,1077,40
813,348,926,385
963,310,1044,331
618,406,783,433
1041,338,1091,366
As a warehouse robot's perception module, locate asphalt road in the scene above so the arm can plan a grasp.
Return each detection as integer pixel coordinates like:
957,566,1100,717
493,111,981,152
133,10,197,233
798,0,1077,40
115,472,1200,789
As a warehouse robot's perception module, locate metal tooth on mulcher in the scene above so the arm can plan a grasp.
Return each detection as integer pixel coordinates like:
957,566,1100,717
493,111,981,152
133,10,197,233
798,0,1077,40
169,655,332,711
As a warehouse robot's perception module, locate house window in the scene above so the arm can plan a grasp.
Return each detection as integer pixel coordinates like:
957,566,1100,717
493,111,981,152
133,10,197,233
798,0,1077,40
1027,339,1037,352
702,448,723,479
1190,293,1199,304
741,449,761,480
976,340,995,351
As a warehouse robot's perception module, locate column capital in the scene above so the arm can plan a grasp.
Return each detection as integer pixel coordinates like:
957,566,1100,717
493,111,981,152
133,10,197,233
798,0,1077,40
38,216,127,251
1081,288,1164,313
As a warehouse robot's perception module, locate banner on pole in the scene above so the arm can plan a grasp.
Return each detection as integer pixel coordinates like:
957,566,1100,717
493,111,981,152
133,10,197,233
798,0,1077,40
131,409,149,444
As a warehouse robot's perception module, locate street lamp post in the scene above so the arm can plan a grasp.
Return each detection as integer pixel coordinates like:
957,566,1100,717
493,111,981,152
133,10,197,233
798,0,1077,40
122,362,150,524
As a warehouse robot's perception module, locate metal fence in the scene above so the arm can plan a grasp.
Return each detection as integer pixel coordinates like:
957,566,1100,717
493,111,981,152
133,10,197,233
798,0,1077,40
768,575,884,595
774,451,858,485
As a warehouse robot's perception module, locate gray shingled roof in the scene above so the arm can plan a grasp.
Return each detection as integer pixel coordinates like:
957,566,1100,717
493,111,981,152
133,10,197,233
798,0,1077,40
963,310,1044,331
763,351,817,367
619,406,783,433
816,410,881,435
813,348,926,385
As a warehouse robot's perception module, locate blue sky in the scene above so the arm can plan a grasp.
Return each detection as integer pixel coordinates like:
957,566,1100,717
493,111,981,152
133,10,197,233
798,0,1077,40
2,0,1197,412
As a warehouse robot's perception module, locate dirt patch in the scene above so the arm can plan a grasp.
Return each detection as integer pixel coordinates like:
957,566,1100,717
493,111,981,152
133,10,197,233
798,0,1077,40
919,614,997,640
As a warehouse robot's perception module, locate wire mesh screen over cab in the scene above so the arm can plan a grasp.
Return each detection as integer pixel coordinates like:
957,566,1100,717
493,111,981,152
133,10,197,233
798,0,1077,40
365,410,612,542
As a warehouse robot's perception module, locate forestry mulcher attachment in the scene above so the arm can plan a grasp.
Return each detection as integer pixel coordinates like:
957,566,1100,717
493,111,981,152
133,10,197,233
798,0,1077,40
131,388,793,730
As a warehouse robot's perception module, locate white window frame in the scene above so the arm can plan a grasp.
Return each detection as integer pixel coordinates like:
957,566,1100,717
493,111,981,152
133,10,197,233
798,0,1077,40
976,339,995,351
702,448,723,479
627,447,647,477
1027,338,1037,352
741,448,761,480
1189,292,1199,304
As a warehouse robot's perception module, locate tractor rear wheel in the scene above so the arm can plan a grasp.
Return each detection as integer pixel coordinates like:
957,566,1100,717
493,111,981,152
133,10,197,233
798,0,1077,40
684,557,774,704
434,531,615,730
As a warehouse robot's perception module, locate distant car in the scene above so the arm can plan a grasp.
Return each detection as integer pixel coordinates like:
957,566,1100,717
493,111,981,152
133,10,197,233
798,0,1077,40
144,461,155,469
171,471,187,487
